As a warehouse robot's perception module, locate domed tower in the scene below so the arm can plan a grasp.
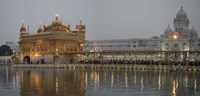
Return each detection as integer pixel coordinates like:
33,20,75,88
190,27,198,38
43,13,70,32
174,6,190,33
20,21,28,36
37,22,44,33
76,19,85,32
163,24,173,39
52,13,62,25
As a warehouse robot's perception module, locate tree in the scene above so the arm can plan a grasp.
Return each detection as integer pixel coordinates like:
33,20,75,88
0,45,13,56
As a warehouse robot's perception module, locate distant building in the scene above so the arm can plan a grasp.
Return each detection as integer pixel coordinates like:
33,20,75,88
160,6,200,62
0,45,13,64
161,6,200,52
85,37,161,52
6,42,20,55
85,7,200,62
19,13,85,64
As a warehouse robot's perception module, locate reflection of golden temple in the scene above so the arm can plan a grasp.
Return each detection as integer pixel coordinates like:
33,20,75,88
19,13,85,64
12,55,19,64
19,69,86,96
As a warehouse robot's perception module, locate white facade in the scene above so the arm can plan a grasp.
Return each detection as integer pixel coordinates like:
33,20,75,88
84,7,200,61
161,7,200,51
85,37,161,52
0,56,12,64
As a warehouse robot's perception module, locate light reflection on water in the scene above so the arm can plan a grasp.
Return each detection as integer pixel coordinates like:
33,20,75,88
0,65,200,96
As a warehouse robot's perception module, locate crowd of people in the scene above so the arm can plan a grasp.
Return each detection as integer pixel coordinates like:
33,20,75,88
0,59,12,64
78,59,200,66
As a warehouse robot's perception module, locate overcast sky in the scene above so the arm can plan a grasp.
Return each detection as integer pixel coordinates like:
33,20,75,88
0,0,200,45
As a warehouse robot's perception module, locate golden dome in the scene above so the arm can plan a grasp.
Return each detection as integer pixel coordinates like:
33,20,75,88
43,14,71,32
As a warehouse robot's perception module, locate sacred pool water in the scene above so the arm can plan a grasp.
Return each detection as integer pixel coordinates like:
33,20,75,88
0,65,199,96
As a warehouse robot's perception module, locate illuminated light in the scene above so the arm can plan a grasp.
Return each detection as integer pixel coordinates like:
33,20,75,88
37,40,44,43
172,80,177,96
194,79,197,92
125,71,128,89
80,44,84,47
93,72,98,90
172,79,179,96
34,53,40,56
141,74,144,92
56,13,59,17
158,72,161,90
94,42,97,51
111,72,114,88
185,74,188,88
172,32,180,41
173,35,178,40
55,11,59,20
85,72,88,87
56,78,58,94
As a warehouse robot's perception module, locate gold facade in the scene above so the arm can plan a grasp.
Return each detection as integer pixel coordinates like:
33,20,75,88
19,14,85,64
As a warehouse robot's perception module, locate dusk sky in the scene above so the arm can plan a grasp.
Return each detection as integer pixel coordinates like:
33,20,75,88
0,0,200,45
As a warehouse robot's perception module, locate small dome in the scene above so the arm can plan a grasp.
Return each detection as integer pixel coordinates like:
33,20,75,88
20,22,27,32
52,19,62,25
37,23,43,33
176,6,187,18
164,24,173,34
52,13,62,25
43,13,70,32
191,27,197,33
190,27,198,37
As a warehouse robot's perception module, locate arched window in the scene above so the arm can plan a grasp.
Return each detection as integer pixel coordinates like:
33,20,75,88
182,43,187,50
165,43,169,50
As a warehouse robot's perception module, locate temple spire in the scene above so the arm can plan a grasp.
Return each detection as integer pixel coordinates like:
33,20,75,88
20,20,28,35
80,18,83,25
37,21,43,33
22,20,25,27
39,21,43,29
55,11,59,20
76,18,85,32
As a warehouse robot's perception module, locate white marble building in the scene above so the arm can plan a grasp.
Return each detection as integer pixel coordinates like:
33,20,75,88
0,56,12,64
85,37,161,52
85,7,200,61
161,7,200,52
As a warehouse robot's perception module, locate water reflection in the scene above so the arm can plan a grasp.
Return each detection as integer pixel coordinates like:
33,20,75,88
172,80,178,96
0,66,200,96
15,69,86,96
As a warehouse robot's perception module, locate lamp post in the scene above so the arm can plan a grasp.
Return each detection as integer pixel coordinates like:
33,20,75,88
104,56,107,64
194,53,197,68
112,55,114,64
186,53,189,68
173,53,175,68
74,57,76,64
134,55,137,66
170,55,173,69
124,56,126,64
159,54,161,66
